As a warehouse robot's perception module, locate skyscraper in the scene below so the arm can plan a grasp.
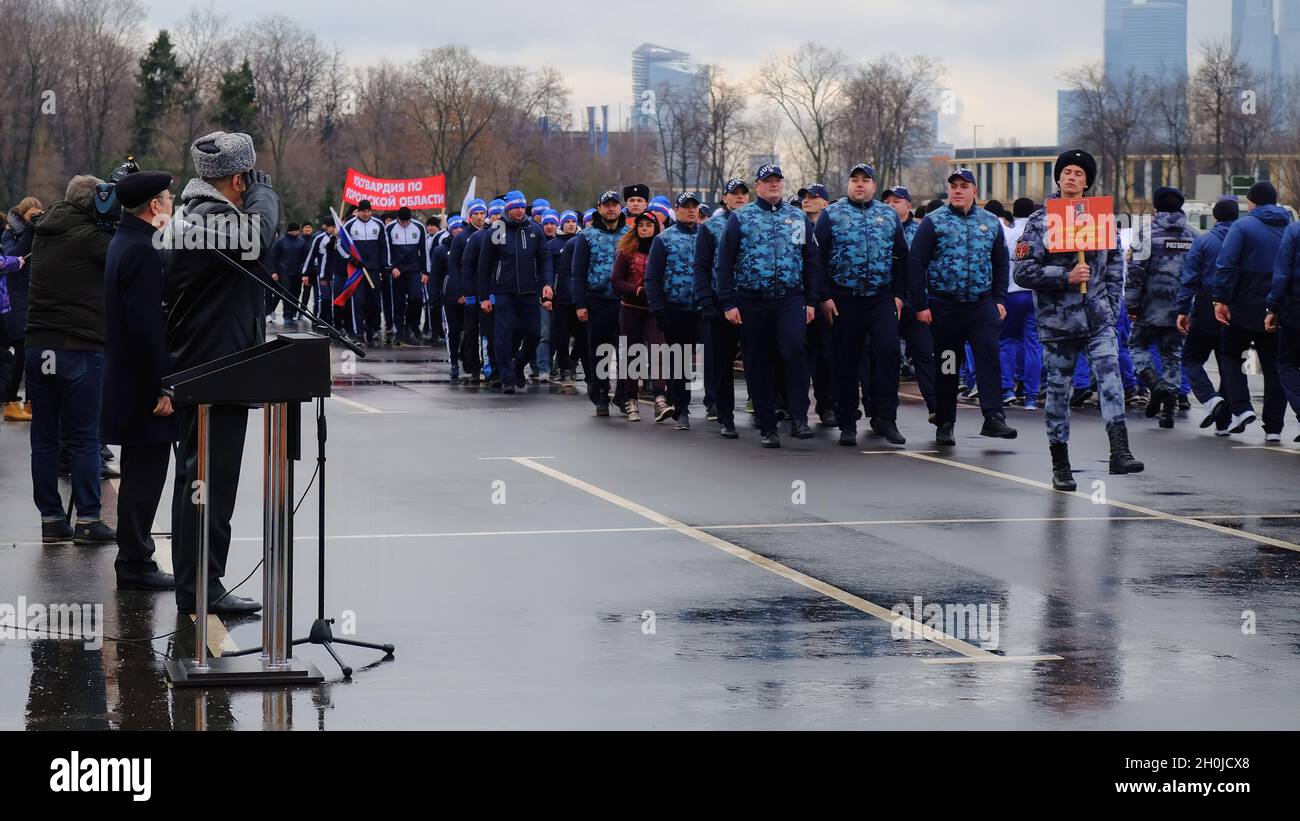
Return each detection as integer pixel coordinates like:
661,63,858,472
1105,0,1188,86
1277,0,1300,77
631,44,695,131
1232,0,1279,79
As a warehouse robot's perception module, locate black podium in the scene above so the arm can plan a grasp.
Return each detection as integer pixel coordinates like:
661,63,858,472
163,333,330,687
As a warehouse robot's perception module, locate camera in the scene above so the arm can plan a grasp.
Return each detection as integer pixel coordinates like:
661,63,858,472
92,155,141,230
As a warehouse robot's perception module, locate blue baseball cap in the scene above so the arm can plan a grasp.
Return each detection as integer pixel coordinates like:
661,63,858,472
884,186,912,203
797,183,830,201
849,163,875,179
674,192,701,207
504,190,527,211
466,198,487,216
755,163,784,181
699,204,713,218
559,209,579,225
724,178,749,194
597,190,621,205
948,168,977,185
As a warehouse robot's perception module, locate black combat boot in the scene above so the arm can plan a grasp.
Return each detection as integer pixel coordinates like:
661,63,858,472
1107,421,1144,474
1158,390,1176,429
1049,442,1076,491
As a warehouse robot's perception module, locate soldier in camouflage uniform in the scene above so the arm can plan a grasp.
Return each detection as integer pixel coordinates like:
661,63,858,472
1012,149,1143,490
815,164,909,446
695,178,750,439
715,163,823,448
1126,186,1198,429
884,185,936,419
646,192,703,430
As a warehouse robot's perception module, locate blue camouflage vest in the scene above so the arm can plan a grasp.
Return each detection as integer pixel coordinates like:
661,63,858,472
901,218,919,247
659,224,697,306
824,198,898,294
926,205,999,301
581,224,628,297
733,201,805,294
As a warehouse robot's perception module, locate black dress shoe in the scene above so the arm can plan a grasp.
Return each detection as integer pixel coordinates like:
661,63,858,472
42,519,74,544
760,429,781,448
790,421,814,439
818,409,838,428
936,423,956,446
871,418,906,445
719,421,739,439
980,414,1018,439
177,591,263,615
73,520,116,544
117,569,176,591
838,429,858,446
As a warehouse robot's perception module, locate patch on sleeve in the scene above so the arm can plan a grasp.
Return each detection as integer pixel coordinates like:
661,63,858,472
1013,240,1030,260
1164,239,1193,252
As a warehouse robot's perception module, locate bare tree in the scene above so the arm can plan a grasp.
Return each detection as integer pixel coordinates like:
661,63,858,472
404,46,508,198
1148,73,1192,188
56,0,143,175
1191,39,1245,185
0,0,60,204
754,42,848,182
1061,62,1150,211
245,15,330,217
834,55,943,187
698,65,751,201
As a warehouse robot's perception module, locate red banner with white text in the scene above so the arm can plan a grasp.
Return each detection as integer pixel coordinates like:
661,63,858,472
342,168,446,210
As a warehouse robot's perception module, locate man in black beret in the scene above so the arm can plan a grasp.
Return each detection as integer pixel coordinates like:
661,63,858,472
104,171,178,589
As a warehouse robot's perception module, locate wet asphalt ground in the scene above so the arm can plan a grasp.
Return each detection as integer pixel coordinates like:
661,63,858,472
1,331,1297,730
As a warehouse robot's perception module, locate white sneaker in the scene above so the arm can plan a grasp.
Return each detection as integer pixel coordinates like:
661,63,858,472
626,401,641,422
1199,396,1223,429
539,371,551,384
1264,432,1281,443
1228,410,1257,434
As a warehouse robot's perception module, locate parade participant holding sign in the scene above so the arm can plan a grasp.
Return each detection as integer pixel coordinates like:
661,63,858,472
1013,149,1142,490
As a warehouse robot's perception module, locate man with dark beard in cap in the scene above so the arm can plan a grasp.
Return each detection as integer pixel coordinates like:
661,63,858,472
162,130,279,614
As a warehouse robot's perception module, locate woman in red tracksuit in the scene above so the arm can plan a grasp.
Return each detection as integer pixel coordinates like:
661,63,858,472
611,211,671,422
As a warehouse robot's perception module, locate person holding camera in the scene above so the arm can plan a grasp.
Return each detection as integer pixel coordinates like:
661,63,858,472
163,130,279,615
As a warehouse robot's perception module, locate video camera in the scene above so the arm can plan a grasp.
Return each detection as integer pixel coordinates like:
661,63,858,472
92,155,141,230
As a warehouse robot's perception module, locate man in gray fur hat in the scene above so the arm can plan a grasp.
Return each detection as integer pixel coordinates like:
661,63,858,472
163,130,279,615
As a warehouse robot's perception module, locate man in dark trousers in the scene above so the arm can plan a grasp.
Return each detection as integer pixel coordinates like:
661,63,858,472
266,221,309,324
163,130,278,615
103,171,178,590
909,168,1017,446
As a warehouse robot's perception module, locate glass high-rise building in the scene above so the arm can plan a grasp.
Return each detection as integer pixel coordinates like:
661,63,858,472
1233,0,1280,79
631,44,695,131
1105,0,1188,85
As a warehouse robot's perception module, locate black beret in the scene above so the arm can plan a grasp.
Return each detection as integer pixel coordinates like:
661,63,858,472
115,171,172,209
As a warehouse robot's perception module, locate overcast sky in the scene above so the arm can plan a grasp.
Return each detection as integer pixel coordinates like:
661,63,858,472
143,0,1230,149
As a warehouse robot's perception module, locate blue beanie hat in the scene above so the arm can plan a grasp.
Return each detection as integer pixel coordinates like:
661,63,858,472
488,198,506,217
582,208,596,224
559,209,579,225
466,198,487,216
447,215,465,230
531,198,550,213
541,209,560,226
504,190,527,211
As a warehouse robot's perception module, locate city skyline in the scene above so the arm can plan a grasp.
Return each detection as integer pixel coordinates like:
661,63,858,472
143,0,1237,149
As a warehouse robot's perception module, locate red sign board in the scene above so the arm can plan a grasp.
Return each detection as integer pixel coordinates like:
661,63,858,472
1045,196,1117,253
342,168,446,210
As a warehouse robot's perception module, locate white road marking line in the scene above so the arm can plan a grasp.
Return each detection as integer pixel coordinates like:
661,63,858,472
508,456,1059,664
898,451,1300,554
922,654,1065,665
477,456,556,461
8,513,1299,550
862,450,939,454
329,394,384,414
1232,446,1300,456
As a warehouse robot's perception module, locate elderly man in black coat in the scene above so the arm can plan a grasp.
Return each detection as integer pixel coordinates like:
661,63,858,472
162,131,279,615
104,171,179,590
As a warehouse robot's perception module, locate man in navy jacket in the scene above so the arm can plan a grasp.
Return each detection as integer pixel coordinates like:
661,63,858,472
477,190,553,393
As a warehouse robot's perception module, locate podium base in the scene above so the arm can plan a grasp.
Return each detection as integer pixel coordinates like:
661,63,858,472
165,655,324,688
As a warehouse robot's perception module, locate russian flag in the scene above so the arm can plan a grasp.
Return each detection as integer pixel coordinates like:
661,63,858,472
331,206,367,306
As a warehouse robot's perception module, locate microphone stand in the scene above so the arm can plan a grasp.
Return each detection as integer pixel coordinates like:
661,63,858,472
182,224,394,677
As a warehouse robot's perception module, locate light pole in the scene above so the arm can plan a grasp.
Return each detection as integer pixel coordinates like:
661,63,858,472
971,124,983,192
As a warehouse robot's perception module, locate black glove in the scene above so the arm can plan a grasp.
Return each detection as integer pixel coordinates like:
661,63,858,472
244,169,273,189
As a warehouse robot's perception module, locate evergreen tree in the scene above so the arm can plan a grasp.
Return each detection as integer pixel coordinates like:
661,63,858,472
133,31,185,160
217,59,259,136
